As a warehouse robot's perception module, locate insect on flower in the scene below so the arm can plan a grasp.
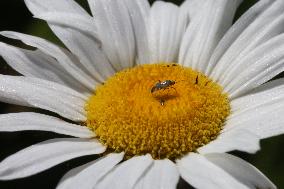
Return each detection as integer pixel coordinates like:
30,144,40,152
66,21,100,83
151,80,176,93
151,80,178,106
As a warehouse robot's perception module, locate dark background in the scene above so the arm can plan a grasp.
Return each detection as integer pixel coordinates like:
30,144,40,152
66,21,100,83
0,0,283,188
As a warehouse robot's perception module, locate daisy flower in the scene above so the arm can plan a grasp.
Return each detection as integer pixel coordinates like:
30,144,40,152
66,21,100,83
0,0,283,188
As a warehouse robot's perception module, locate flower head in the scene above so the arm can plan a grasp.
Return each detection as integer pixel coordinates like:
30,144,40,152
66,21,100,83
0,0,283,188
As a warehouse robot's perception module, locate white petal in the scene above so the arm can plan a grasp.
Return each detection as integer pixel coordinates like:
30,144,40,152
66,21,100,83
222,34,284,98
57,153,124,189
216,15,284,88
122,0,151,64
24,0,88,15
35,12,99,40
210,0,284,78
48,27,116,82
0,138,106,180
179,0,241,73
0,31,97,91
198,129,260,154
228,109,284,140
0,112,93,138
90,0,135,70
231,78,284,113
96,155,153,189
205,79,284,153
206,0,273,75
205,153,276,189
148,2,187,63
0,42,91,94
0,75,86,122
135,159,179,189
180,0,203,18
224,78,284,139
177,153,249,189
25,0,115,82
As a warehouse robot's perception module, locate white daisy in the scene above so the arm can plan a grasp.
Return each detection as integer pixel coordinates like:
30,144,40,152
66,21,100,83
0,0,283,188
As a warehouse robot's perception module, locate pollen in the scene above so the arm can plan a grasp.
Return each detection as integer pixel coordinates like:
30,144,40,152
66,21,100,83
85,63,230,159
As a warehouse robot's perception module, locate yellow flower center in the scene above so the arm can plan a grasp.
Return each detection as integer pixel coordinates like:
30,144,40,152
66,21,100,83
85,63,230,159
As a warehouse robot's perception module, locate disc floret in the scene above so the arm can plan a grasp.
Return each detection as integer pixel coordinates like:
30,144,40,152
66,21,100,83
86,63,230,159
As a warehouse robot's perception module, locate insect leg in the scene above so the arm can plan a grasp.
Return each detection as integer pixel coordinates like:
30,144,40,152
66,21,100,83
205,81,210,86
195,75,199,84
160,99,165,106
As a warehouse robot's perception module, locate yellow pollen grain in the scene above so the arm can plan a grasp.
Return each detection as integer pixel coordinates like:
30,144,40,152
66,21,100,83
85,63,230,159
